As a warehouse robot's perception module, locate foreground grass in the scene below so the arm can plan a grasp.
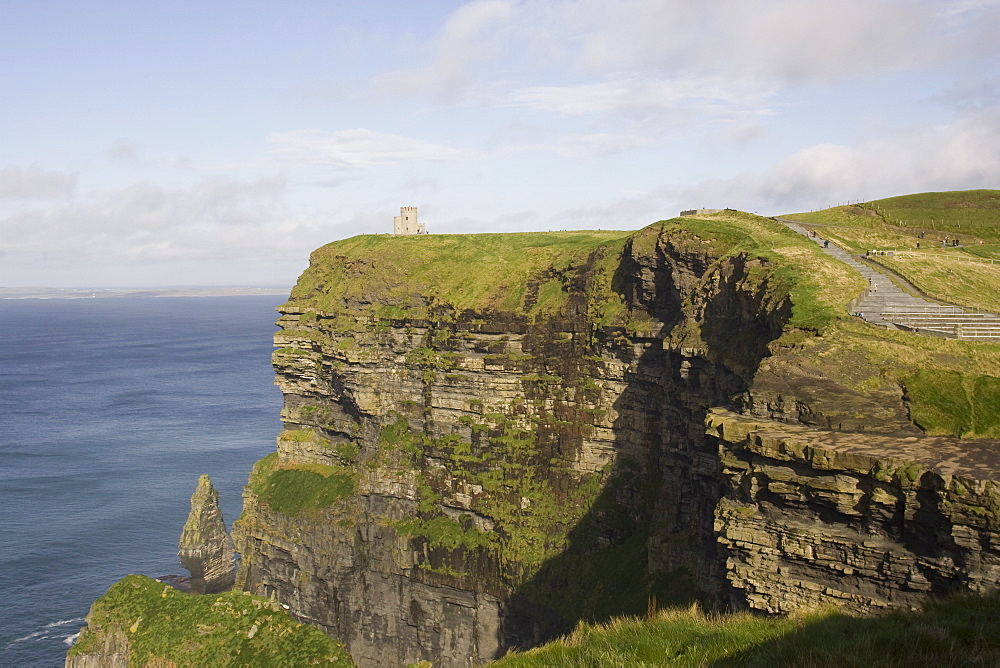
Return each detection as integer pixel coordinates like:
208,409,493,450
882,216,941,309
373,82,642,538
495,591,1000,667
68,574,354,666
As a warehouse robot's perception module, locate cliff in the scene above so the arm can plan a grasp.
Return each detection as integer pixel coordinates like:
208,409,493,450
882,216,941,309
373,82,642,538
708,408,1000,613
69,211,1000,666
231,213,1000,666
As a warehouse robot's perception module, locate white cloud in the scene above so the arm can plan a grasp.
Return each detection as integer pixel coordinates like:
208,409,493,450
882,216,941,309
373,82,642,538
0,176,308,268
108,138,142,163
549,0,941,83
508,76,774,117
365,0,959,141
263,129,476,169
371,0,515,100
0,165,77,200
525,132,650,157
668,109,1000,214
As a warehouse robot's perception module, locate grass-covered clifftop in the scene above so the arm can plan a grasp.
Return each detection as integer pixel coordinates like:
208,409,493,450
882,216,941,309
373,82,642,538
285,212,860,336
66,575,354,666
287,230,633,321
778,191,1000,437
281,208,1000,438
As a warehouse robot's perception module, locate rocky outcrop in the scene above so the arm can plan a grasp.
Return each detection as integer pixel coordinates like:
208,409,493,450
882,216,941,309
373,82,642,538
64,629,129,668
708,408,1000,613
179,474,235,594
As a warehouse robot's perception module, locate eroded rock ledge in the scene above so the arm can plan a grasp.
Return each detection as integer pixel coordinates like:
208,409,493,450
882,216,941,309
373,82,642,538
709,408,1000,613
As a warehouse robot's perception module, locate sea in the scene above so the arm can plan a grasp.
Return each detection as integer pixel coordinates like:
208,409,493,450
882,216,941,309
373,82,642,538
0,295,286,666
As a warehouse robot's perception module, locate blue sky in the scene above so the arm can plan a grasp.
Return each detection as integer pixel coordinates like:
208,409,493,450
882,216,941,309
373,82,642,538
2,0,999,287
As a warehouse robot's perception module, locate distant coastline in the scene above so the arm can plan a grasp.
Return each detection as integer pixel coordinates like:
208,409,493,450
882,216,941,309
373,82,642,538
0,286,290,300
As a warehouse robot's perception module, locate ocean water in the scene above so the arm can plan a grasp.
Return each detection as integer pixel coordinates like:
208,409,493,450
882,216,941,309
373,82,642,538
0,295,285,666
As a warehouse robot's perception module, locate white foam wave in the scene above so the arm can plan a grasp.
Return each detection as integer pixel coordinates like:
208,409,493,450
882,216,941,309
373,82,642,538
9,629,46,644
45,617,86,628
7,617,87,648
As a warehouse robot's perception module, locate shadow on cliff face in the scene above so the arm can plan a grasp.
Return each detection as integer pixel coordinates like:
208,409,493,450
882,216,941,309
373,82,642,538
499,235,793,651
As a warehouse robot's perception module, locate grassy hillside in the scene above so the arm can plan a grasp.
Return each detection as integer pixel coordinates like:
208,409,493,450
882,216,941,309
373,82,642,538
788,190,1000,241
650,210,862,333
784,190,1000,312
67,574,354,666
493,590,1000,667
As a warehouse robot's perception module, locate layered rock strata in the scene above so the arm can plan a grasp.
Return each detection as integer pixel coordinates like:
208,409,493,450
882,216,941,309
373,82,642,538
232,224,809,666
708,408,1000,613
67,213,1000,666
179,474,235,594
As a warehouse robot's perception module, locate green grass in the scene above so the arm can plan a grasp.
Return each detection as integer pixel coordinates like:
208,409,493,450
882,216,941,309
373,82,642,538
286,201,1000,440
876,253,1000,313
788,190,1000,241
247,453,358,515
289,230,633,318
776,192,1000,438
904,369,973,436
649,211,863,333
905,369,1000,437
67,574,353,666
781,317,1000,438
391,515,496,551
287,213,864,337
494,590,1000,667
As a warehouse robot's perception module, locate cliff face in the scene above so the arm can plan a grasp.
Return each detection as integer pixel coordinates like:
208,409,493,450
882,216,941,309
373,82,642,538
231,217,1000,666
709,408,1000,613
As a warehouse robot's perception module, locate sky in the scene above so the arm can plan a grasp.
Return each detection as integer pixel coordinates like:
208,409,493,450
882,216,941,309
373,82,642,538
2,0,999,288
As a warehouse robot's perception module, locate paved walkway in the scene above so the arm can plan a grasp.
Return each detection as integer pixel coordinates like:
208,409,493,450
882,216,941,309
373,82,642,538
777,218,1000,339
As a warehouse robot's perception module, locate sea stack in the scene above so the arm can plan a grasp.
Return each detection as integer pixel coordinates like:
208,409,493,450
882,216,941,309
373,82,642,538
178,474,235,594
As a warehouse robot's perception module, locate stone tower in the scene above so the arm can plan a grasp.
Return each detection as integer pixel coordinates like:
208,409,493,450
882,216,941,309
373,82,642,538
393,206,425,235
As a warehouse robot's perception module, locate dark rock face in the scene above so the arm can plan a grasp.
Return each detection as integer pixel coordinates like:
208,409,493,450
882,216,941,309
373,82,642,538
230,222,1000,666
179,474,235,595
